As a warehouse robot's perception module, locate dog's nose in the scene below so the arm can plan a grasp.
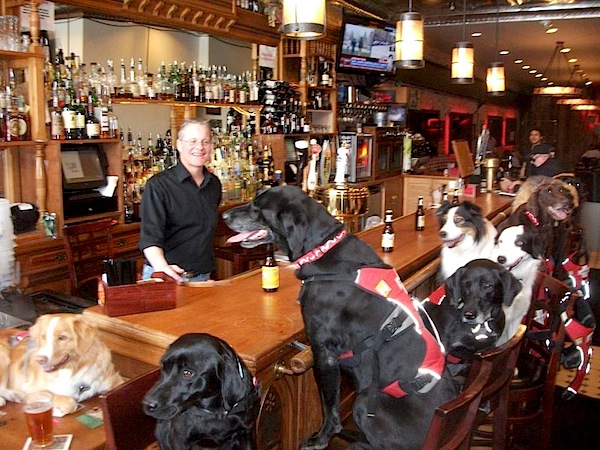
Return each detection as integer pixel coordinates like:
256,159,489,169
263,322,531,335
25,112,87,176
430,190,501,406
497,256,506,264
143,399,158,412
463,310,476,321
439,231,447,239
35,355,48,365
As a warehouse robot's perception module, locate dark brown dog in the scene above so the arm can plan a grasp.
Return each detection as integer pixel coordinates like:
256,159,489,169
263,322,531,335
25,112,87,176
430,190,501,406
223,186,457,450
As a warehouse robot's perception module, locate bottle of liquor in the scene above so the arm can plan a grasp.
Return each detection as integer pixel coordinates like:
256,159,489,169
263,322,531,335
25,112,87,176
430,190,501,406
381,209,395,252
261,243,279,292
85,100,101,139
415,196,425,231
452,188,460,205
49,88,65,140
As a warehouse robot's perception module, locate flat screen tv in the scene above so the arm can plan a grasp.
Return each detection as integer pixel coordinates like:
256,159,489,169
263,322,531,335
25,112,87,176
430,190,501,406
337,15,396,75
61,144,108,192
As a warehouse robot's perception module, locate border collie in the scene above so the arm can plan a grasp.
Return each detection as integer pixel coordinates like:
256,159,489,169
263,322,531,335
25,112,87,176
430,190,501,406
436,201,497,281
490,225,542,345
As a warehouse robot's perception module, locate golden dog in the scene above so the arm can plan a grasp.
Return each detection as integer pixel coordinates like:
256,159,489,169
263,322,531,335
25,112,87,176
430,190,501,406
0,314,123,416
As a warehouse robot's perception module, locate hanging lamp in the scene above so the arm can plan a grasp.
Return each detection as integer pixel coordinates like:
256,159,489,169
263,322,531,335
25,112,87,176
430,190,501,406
486,2,505,95
282,0,326,40
533,42,582,96
451,0,474,84
395,0,424,69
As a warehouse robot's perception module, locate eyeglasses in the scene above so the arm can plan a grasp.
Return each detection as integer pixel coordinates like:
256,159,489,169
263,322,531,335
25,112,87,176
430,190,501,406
181,139,211,147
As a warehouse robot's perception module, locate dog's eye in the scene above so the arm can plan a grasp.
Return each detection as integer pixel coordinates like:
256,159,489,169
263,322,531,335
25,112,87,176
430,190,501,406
482,283,494,292
182,369,194,379
516,240,524,247
454,216,464,225
58,334,68,341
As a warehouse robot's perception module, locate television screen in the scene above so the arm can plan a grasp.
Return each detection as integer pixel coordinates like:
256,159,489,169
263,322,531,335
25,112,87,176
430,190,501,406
61,145,108,191
338,18,395,75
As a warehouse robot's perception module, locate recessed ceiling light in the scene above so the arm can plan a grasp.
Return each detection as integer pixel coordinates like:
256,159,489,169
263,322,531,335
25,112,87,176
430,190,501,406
560,47,571,53
546,25,558,34
499,50,509,55
514,59,523,64
568,58,578,63
529,69,537,74
535,73,542,78
585,81,592,86
522,65,531,70
548,81,555,86
471,32,482,37
541,77,548,81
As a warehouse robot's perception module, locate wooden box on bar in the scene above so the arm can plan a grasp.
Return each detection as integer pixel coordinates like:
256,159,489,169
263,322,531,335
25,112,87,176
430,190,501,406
98,272,176,317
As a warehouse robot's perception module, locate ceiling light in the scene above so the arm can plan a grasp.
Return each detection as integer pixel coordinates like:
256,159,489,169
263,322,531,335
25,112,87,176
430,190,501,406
560,47,571,53
535,73,542,78
546,25,558,34
585,81,592,86
571,105,600,111
568,58,578,63
486,3,505,96
499,50,509,55
514,59,523,64
529,69,537,74
522,65,531,70
471,32,482,37
451,0,474,84
395,1,424,69
541,77,548,81
282,0,326,40
534,42,582,97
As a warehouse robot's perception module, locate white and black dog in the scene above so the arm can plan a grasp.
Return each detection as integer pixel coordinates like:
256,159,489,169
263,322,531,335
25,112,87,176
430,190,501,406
436,201,497,281
490,225,543,345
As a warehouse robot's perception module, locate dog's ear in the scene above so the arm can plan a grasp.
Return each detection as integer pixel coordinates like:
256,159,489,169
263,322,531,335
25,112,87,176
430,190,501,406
501,269,522,306
217,343,253,410
444,266,466,306
70,316,98,355
436,202,451,225
526,188,541,218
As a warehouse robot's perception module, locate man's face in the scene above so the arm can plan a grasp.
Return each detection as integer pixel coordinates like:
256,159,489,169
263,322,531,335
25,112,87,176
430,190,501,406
177,124,212,171
530,153,550,167
529,130,542,146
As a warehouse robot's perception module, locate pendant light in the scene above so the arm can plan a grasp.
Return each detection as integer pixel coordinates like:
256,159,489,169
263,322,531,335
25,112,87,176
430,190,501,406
282,0,326,40
451,0,474,84
533,42,582,97
486,2,505,95
395,0,424,69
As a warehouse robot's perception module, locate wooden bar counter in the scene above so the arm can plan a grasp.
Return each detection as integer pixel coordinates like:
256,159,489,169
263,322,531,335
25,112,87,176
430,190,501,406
83,192,512,450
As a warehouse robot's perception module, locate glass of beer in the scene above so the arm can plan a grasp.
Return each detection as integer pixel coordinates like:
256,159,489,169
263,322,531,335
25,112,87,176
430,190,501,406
23,391,54,447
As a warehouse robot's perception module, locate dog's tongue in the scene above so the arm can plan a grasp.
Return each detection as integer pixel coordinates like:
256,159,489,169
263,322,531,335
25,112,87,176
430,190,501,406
549,206,569,221
226,229,267,244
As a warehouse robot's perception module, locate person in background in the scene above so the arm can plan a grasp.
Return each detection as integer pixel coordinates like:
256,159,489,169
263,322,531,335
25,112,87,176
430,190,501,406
517,127,546,178
138,119,222,282
501,143,568,193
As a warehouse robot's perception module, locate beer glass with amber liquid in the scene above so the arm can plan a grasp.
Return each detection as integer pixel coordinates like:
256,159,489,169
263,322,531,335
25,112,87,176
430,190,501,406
23,391,54,447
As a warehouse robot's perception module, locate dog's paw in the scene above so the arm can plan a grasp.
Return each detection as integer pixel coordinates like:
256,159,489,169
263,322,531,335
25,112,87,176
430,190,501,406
52,396,78,417
300,424,343,450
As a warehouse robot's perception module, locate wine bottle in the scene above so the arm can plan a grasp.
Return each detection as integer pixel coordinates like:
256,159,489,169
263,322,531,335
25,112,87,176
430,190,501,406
262,243,279,292
415,196,425,231
381,209,395,253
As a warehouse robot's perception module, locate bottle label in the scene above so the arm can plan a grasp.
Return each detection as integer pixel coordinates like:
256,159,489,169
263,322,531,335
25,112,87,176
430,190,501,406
262,266,279,290
417,215,425,229
381,233,395,249
86,122,101,138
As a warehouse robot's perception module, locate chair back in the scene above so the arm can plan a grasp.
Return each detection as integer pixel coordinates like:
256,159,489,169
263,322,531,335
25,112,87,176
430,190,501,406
100,368,160,450
468,324,526,449
63,218,113,298
507,271,577,450
423,359,492,450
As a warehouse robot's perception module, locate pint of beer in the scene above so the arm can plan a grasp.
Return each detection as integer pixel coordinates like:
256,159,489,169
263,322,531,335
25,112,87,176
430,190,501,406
23,391,54,447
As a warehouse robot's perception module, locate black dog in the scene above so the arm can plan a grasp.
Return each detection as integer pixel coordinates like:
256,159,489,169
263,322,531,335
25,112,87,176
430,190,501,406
142,333,260,450
223,186,457,450
424,259,522,363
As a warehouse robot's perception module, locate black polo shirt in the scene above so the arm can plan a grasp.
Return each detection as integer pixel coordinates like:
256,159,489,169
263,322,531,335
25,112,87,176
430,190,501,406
138,163,222,274
526,157,568,178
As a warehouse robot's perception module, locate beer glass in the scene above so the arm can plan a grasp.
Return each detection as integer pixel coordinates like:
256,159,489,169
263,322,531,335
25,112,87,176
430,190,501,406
23,391,54,448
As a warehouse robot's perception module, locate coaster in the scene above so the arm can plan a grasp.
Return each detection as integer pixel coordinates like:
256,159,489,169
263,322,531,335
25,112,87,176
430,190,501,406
22,434,72,450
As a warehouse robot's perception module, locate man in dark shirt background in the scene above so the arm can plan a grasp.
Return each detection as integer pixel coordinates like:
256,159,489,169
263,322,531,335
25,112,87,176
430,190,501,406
138,119,222,282
502,143,568,193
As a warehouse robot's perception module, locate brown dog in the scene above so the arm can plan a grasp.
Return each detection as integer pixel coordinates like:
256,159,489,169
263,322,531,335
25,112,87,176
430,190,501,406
0,314,123,416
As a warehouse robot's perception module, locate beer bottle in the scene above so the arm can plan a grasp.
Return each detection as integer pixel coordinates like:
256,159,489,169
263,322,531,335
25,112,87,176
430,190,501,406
262,243,279,292
381,209,395,253
415,196,425,231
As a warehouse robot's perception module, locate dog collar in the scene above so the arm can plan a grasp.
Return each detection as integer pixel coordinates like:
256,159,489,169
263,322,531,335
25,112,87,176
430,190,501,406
295,230,348,267
524,210,540,227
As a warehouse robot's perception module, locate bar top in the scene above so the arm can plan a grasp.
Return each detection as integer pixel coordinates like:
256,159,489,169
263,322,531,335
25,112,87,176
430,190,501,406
84,193,512,372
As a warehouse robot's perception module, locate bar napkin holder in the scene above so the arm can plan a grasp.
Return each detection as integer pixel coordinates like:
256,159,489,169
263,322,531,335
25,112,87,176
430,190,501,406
98,272,177,317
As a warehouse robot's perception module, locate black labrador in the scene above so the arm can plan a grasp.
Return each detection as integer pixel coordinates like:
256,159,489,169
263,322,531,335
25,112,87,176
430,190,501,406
423,259,522,363
142,333,260,450
223,186,458,450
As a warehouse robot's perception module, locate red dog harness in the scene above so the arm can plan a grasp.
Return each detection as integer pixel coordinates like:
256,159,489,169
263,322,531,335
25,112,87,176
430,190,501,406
341,267,446,398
